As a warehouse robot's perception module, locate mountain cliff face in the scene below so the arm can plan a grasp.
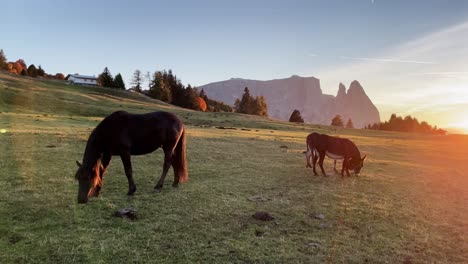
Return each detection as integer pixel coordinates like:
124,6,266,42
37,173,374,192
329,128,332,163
200,75,380,128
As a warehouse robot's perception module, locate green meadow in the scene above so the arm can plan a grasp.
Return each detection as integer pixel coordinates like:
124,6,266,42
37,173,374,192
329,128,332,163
0,72,466,263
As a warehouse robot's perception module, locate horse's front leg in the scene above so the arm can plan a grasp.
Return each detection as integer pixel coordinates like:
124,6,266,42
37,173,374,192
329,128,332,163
120,152,136,195
341,158,351,177
155,147,174,191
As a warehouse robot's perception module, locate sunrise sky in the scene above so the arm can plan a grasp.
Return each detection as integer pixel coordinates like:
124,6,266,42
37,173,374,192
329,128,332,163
2,0,468,132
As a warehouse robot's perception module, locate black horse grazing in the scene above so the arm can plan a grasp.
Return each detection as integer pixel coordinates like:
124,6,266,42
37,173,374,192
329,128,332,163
75,111,188,203
305,132,366,177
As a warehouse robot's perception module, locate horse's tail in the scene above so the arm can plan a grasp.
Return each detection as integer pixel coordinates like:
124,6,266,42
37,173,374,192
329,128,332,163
306,137,313,168
174,129,188,183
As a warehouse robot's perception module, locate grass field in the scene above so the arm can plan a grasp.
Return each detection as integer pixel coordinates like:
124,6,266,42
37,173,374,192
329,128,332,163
0,72,467,263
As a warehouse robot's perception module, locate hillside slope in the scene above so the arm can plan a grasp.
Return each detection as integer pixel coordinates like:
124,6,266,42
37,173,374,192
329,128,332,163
0,72,467,263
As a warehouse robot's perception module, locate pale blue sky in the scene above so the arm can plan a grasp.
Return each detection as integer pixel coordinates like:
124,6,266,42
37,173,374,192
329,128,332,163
2,0,468,129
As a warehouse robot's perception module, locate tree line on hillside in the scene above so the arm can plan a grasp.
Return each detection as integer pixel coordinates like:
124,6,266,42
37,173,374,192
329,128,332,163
97,67,126,90
129,68,233,112
331,115,354,128
0,49,65,80
365,114,446,135
1,47,263,114
288,110,356,128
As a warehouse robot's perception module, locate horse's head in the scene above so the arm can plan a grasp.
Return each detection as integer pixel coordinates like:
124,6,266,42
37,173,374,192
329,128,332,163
349,155,366,174
75,160,102,204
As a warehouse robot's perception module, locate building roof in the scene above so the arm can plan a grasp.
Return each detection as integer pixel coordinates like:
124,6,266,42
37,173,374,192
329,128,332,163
65,74,97,80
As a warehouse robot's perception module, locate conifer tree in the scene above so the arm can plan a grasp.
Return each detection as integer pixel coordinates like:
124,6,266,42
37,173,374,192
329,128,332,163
98,67,114,88
0,49,6,69
37,65,45,77
289,110,304,123
131,69,142,92
331,115,344,127
114,73,126,90
27,64,38,77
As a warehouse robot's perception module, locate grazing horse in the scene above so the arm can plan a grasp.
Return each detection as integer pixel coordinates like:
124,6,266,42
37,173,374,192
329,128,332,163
74,111,188,204
305,132,366,177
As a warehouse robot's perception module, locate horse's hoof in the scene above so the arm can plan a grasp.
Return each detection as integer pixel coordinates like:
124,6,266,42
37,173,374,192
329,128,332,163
127,186,136,196
172,183,179,188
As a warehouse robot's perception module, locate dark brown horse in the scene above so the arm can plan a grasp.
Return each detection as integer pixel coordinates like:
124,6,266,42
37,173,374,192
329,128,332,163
306,132,366,177
75,111,188,203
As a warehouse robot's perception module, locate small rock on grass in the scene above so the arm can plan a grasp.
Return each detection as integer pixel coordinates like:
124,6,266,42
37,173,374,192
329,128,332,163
248,195,271,202
113,207,137,221
311,213,325,220
252,211,274,221
255,230,265,237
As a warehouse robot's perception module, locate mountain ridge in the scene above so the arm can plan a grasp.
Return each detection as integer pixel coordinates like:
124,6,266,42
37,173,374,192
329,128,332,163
200,75,380,128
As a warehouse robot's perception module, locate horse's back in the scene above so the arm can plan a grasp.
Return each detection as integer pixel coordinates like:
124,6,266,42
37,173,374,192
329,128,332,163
307,132,359,157
95,111,184,155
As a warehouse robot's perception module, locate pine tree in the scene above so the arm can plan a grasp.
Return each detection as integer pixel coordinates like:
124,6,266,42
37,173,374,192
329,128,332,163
27,64,38,77
183,84,199,109
37,65,45,77
345,118,354,128
331,115,344,127
199,89,208,101
149,71,163,100
0,49,6,69
289,110,304,123
98,67,114,88
237,87,252,114
253,96,268,116
131,69,143,92
114,73,126,90
145,71,152,90
234,98,240,111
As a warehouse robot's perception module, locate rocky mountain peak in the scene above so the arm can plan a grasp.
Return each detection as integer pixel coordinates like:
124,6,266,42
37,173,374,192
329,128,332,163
337,83,347,97
347,80,365,95
200,76,380,128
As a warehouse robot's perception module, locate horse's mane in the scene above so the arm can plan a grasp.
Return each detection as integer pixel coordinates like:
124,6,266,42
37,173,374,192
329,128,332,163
88,158,104,197
81,128,105,196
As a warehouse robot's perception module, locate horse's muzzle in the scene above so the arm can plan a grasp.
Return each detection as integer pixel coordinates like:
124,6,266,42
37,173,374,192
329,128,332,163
77,193,88,204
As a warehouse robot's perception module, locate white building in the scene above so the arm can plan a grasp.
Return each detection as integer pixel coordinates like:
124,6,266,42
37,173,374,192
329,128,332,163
65,74,98,86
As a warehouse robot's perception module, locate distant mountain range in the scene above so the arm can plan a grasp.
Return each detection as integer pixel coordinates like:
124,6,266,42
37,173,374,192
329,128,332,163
200,75,380,128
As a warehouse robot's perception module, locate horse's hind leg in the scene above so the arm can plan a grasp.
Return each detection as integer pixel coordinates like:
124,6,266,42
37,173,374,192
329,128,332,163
120,152,136,195
171,158,180,188
155,146,175,191
318,152,327,176
305,146,312,168
312,151,319,176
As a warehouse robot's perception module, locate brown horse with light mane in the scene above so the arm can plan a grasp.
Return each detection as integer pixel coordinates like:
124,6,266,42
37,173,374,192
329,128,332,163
74,111,188,203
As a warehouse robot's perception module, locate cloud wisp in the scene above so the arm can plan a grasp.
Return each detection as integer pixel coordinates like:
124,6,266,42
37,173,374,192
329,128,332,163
339,56,437,64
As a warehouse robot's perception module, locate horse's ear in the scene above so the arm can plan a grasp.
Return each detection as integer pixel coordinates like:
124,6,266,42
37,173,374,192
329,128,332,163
76,161,82,168
361,154,367,161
